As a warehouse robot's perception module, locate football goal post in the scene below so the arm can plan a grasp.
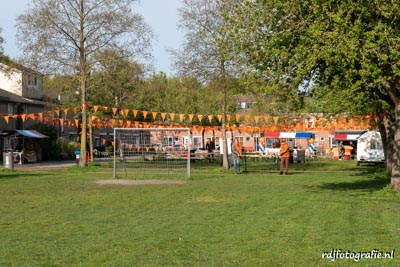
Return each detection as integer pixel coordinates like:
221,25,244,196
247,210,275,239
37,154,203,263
113,128,191,178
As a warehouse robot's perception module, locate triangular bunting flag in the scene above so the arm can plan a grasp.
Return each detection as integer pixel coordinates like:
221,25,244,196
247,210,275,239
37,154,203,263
189,114,194,122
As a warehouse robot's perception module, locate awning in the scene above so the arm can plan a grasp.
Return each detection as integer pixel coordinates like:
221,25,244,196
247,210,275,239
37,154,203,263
264,132,313,139
334,130,367,141
15,130,49,138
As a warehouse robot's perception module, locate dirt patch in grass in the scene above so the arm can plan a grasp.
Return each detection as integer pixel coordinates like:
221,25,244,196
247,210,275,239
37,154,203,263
96,179,189,186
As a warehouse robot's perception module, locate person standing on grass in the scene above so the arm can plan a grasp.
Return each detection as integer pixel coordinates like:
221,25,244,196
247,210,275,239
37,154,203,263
206,138,215,163
279,139,290,175
232,139,243,174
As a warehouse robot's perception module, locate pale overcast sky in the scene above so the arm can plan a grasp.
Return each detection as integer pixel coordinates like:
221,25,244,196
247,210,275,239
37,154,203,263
0,0,183,75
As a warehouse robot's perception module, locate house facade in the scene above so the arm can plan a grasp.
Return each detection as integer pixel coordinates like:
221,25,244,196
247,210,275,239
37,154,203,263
0,62,47,154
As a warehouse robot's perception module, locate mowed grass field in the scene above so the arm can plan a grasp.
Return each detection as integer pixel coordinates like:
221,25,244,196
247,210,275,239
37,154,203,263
0,159,399,266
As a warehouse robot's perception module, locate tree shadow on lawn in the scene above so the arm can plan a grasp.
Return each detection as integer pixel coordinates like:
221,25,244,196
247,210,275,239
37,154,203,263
318,176,389,192
0,171,52,180
303,164,389,193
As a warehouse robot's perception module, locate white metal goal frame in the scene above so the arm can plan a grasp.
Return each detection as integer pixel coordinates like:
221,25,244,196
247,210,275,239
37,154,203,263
113,128,191,178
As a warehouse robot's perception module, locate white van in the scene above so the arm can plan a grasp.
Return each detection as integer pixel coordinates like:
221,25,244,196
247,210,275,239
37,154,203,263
356,131,385,166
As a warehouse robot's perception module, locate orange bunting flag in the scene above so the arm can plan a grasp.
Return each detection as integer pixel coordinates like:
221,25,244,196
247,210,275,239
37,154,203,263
189,114,194,122
59,118,64,125
179,114,185,122
75,119,79,127
161,112,167,121
152,111,158,120
4,116,9,124
198,114,203,122
217,114,222,123
254,116,260,124
20,114,26,122
132,109,138,118
169,113,175,121
38,112,43,121
124,109,130,116
103,106,108,111
208,115,213,123
54,110,60,117
244,115,250,123
142,111,148,118
94,106,99,112
273,116,279,124
235,114,241,122
126,120,132,128
226,115,231,123
63,108,69,117
264,116,269,124
112,107,118,115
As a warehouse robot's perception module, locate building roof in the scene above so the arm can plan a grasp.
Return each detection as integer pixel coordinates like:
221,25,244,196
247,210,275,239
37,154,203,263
0,88,46,106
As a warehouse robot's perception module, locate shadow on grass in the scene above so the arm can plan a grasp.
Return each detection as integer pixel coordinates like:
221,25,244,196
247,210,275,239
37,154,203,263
319,176,389,192
0,170,52,179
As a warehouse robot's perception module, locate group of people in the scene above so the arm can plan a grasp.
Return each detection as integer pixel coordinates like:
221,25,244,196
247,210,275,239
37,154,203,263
230,138,291,175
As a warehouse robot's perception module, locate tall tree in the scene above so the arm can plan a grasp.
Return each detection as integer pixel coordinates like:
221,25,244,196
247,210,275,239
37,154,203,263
90,49,144,107
174,0,239,170
0,27,4,54
226,0,400,189
16,0,154,167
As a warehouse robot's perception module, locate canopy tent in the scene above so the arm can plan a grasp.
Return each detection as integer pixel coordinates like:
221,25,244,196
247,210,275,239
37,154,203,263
334,130,367,141
263,132,313,139
4,130,49,138
15,130,49,138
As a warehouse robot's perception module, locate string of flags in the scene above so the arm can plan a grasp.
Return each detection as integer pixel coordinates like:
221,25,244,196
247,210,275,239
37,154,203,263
0,104,380,133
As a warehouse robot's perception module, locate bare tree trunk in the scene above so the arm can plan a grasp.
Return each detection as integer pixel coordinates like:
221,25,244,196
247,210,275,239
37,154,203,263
89,123,94,163
79,74,87,167
391,106,400,190
222,118,229,170
221,63,229,170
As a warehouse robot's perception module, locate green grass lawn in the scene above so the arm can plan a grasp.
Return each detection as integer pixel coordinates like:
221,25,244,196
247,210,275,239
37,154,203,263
0,159,399,266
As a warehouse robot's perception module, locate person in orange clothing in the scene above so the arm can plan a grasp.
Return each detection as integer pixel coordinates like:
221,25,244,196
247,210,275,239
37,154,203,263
279,139,290,175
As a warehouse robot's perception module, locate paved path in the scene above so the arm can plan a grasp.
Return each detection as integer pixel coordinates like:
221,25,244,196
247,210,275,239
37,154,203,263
1,160,76,170
1,158,114,170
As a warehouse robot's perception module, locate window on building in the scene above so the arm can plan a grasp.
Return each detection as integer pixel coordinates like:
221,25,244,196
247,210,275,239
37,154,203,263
7,103,14,115
238,102,250,109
